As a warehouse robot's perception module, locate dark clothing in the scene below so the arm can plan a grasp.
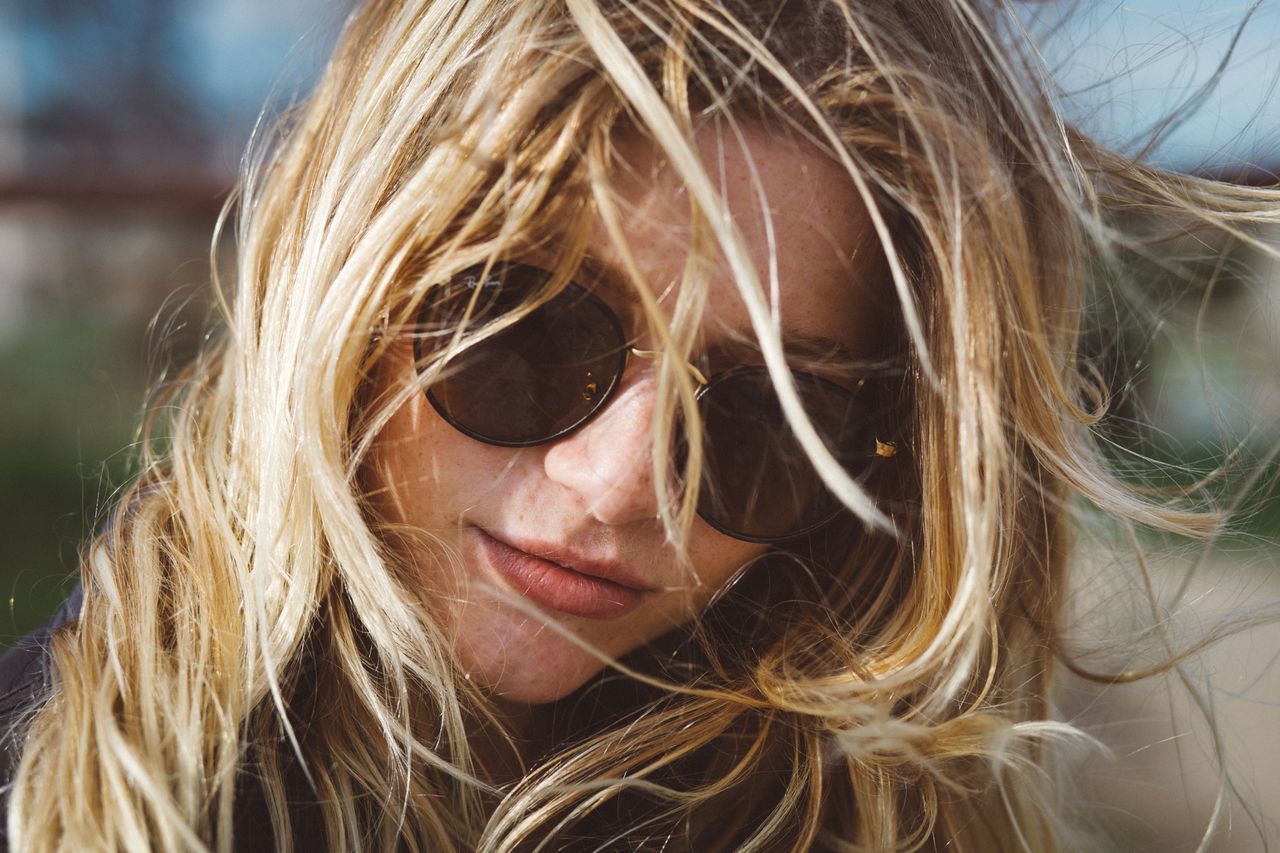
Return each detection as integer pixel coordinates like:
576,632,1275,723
0,586,82,776
0,586,83,851
0,586,81,698
0,587,327,851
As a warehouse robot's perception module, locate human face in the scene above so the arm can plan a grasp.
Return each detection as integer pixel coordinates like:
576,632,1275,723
366,120,884,705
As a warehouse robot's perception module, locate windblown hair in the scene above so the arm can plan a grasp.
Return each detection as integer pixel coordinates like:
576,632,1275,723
7,0,1278,850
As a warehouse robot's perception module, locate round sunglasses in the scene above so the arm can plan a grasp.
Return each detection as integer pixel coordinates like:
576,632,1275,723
413,262,889,543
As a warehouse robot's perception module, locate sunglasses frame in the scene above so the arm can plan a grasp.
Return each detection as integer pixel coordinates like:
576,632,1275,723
413,263,884,543
671,364,882,544
420,280,631,449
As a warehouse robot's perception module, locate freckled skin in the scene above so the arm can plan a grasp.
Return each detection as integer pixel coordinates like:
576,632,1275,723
366,121,882,706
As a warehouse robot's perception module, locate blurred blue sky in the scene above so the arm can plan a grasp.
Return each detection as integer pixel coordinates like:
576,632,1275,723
1029,0,1280,171
11,0,344,115
0,0,1276,179
1,0,351,181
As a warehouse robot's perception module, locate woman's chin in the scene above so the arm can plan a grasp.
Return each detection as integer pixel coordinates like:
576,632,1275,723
454,621,610,706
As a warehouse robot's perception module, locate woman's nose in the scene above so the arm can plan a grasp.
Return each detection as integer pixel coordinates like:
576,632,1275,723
542,374,661,527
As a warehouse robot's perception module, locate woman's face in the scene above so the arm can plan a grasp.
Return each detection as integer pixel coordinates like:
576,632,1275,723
368,121,884,704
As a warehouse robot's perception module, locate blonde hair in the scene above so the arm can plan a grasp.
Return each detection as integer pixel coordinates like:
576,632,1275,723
8,0,1278,850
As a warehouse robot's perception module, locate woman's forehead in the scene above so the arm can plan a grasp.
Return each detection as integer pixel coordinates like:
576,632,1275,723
583,121,888,358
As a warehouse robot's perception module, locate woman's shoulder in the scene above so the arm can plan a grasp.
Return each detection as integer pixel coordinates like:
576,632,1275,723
0,585,83,781
0,586,82,700
0,584,325,850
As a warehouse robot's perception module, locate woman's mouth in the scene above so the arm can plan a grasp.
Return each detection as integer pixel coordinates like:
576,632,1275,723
474,528,648,619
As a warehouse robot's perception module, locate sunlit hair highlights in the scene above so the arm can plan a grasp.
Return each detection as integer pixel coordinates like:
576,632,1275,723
8,0,1279,850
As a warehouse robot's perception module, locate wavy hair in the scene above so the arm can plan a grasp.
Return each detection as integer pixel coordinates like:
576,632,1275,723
8,0,1278,850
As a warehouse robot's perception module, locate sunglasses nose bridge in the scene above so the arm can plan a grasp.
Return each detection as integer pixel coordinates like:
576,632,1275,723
542,370,667,527
628,347,710,388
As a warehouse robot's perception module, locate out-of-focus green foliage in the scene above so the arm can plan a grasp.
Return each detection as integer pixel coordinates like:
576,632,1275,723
0,313,147,643
1084,230,1280,544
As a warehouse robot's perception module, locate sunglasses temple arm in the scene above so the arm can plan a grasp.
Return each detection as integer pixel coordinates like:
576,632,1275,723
628,347,709,387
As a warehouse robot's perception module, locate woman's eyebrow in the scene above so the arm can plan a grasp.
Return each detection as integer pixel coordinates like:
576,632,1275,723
778,332,859,365
569,251,862,364
516,247,634,304
572,251,638,302
707,333,861,372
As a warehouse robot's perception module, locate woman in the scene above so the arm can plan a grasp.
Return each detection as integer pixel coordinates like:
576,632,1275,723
2,0,1275,849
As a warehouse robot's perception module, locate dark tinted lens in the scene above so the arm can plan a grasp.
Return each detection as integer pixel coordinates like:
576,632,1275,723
418,265,627,446
697,370,876,540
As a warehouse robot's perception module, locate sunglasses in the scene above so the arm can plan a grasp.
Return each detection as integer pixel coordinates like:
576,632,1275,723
413,262,889,543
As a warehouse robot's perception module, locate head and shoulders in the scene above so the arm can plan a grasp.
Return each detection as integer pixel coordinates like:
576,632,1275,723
3,1,1276,850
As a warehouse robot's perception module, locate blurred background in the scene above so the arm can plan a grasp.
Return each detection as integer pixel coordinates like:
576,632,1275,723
0,0,352,632
0,0,1277,849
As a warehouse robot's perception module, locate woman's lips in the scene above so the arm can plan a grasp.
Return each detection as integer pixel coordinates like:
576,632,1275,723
476,529,647,620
